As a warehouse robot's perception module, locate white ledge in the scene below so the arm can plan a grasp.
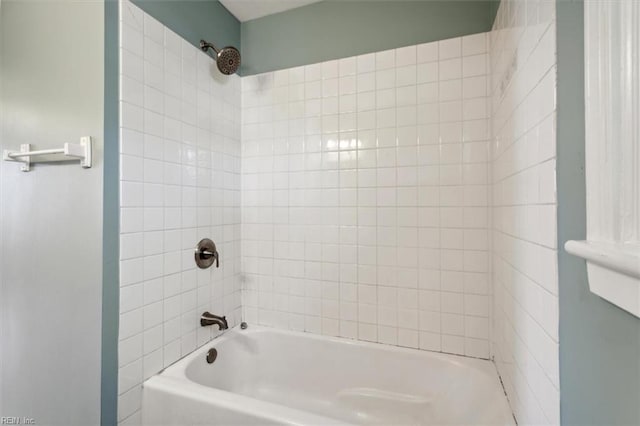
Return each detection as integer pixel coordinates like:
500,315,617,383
565,240,640,279
565,240,640,318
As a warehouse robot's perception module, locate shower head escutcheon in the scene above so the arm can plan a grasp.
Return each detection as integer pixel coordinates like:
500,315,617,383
200,39,241,75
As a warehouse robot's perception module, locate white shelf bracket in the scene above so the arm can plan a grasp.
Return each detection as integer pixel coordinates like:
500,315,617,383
3,136,92,172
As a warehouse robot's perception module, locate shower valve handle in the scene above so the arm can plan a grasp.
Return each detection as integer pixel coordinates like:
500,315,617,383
195,238,219,269
197,249,219,267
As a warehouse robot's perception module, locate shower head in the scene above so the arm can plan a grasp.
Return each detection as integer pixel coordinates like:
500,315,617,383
200,40,241,75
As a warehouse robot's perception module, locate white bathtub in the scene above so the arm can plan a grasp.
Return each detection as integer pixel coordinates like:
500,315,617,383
142,325,515,425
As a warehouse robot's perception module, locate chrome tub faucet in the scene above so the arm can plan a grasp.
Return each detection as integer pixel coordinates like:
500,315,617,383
200,311,228,330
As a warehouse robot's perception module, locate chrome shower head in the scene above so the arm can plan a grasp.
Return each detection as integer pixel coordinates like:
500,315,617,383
200,40,241,75
215,46,241,75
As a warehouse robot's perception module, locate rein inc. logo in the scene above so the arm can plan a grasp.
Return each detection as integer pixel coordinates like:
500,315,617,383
0,418,35,425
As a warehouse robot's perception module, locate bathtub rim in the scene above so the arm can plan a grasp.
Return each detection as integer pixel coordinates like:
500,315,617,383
156,324,502,384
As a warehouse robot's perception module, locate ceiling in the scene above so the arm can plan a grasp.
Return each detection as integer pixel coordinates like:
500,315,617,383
219,0,323,22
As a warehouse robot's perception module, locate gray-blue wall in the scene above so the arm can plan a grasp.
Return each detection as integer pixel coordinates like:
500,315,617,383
556,1,640,424
132,0,240,57
103,0,119,425
128,0,498,76
241,0,499,75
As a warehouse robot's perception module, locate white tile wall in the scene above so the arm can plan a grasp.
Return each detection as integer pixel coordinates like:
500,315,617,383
490,0,559,424
241,34,492,359
117,1,242,423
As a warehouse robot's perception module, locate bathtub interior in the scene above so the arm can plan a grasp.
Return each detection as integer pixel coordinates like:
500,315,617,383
175,328,513,425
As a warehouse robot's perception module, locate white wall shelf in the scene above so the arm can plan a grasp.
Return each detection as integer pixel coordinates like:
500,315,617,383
566,0,640,318
565,241,640,318
3,136,92,172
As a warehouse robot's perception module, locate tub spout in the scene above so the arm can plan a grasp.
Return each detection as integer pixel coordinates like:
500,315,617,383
200,311,228,330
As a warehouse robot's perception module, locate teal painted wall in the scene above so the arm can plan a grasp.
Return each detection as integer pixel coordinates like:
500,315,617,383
132,0,240,55
241,0,499,75
556,1,640,424
102,0,119,425
128,0,498,76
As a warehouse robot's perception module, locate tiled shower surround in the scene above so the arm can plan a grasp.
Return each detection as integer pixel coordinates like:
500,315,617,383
490,0,560,423
116,1,241,422
117,0,560,424
241,35,492,358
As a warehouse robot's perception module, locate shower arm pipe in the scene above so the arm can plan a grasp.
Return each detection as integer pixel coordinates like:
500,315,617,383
200,40,219,54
